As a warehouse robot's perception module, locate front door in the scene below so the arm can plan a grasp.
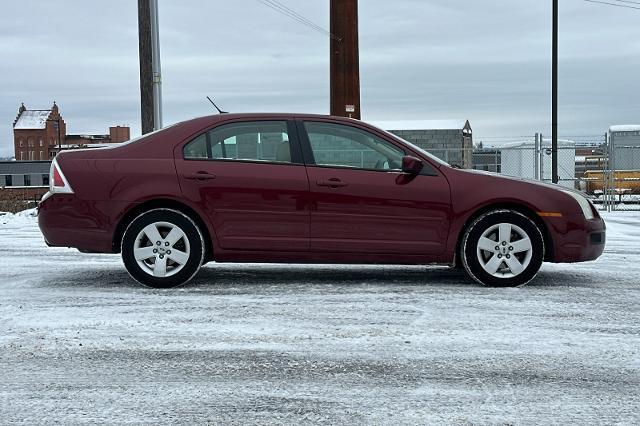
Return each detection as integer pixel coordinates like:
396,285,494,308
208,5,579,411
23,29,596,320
300,120,451,255
176,119,309,252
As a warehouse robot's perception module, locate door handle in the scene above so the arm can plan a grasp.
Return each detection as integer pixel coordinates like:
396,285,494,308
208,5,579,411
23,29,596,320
316,178,348,188
183,171,216,181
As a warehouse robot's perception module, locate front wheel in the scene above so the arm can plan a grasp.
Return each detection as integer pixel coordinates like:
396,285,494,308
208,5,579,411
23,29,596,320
121,209,205,288
461,209,544,287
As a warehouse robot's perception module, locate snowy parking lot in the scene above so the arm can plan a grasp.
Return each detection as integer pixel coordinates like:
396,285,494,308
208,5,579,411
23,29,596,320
0,211,639,424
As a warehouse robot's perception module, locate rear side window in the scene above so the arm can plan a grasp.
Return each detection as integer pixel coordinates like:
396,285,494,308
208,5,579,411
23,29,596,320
184,134,208,159
183,121,292,163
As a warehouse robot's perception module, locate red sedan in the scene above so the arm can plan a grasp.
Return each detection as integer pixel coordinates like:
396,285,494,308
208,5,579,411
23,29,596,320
38,114,605,288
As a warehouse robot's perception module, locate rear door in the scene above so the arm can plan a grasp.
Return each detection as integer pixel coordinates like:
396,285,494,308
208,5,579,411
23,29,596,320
299,120,451,255
175,119,310,252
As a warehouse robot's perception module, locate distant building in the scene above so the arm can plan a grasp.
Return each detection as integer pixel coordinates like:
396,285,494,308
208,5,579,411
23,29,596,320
12,102,130,161
473,148,501,173
13,102,66,161
0,161,50,188
609,125,640,171
500,139,576,189
0,160,51,205
372,120,473,168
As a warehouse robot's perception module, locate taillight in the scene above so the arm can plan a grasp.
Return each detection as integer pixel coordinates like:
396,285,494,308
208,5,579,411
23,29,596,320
50,158,74,194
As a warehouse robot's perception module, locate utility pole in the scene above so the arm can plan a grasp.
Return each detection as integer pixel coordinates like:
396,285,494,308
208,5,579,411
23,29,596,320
150,0,163,130
138,0,162,134
552,0,559,183
330,0,360,120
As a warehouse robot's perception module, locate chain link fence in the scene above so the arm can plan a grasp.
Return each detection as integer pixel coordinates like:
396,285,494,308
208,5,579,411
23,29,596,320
462,133,640,212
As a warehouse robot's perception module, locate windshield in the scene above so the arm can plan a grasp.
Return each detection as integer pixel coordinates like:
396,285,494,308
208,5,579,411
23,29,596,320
380,129,450,166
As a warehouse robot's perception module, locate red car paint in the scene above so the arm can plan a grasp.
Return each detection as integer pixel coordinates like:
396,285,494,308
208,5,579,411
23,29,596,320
38,113,605,267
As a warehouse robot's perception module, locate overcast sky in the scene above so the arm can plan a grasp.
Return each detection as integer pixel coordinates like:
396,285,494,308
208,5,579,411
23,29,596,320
1,0,639,156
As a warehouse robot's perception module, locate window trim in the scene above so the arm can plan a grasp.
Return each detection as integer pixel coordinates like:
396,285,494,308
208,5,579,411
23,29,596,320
181,119,304,165
296,119,438,176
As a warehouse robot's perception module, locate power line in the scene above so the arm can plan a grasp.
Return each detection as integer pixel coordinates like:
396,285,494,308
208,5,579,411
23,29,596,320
256,0,340,40
583,0,640,10
260,0,339,40
608,0,640,5
266,0,329,34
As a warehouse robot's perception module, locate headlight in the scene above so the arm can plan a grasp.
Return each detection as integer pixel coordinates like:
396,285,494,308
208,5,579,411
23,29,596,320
562,190,594,220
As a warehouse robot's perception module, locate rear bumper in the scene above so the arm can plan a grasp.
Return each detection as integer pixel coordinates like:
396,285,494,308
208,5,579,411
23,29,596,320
548,214,606,263
38,193,126,253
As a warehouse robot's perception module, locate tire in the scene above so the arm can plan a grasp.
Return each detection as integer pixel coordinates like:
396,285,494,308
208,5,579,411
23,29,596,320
461,209,544,287
121,208,205,288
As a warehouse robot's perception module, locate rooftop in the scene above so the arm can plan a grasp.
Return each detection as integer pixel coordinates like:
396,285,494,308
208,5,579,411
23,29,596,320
14,110,52,130
609,125,640,133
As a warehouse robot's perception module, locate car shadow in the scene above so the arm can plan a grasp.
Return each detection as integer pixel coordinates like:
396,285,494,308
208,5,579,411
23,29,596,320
36,264,473,290
35,263,601,291
190,264,472,288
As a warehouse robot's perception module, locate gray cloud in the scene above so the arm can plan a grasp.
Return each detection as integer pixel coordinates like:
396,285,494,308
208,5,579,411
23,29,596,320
2,0,639,156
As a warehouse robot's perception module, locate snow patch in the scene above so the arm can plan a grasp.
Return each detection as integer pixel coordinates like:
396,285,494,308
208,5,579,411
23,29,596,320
13,110,52,130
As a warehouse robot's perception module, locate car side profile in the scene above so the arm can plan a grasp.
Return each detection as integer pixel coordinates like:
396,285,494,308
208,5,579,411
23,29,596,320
38,113,606,288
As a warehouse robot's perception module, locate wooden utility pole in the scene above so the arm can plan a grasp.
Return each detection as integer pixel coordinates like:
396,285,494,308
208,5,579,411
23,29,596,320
330,0,361,120
138,0,154,134
552,0,559,183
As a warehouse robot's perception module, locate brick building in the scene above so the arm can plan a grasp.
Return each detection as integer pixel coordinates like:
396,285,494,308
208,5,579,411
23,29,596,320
12,102,130,161
13,102,66,161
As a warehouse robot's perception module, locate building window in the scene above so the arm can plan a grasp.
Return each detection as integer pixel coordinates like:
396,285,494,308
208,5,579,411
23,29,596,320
20,152,24,161
28,137,34,147
40,150,44,160
19,139,24,147
4,175,12,187
24,174,31,186
42,174,49,186
39,139,44,147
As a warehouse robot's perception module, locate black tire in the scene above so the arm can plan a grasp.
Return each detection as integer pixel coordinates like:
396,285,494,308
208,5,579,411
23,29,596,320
461,209,544,287
121,208,205,288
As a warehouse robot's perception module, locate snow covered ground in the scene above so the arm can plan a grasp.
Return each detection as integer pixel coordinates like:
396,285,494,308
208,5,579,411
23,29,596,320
0,210,638,424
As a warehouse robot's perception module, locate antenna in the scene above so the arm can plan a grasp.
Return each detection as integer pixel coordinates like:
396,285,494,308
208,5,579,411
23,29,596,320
206,96,228,114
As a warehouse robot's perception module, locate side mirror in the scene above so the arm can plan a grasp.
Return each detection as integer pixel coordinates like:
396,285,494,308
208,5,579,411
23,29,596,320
401,155,423,175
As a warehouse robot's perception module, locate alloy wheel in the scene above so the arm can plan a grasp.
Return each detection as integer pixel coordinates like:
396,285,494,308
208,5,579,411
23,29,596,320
133,221,191,278
475,222,533,278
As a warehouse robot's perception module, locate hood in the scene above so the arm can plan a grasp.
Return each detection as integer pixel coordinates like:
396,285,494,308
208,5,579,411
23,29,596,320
455,168,589,197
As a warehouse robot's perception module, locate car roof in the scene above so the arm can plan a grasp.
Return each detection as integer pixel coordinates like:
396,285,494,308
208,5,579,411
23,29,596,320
180,112,364,128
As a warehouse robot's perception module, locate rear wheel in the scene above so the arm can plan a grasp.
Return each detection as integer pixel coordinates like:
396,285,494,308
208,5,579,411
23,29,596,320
461,209,544,287
121,209,204,288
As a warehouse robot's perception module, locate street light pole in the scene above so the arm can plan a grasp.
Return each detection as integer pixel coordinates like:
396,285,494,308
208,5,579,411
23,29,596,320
552,0,559,184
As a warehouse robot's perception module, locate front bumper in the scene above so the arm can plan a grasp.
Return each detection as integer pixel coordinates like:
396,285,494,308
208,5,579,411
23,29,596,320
547,213,606,263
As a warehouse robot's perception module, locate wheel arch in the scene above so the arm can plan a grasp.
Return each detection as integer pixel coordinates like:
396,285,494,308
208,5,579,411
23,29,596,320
112,198,214,261
454,202,554,266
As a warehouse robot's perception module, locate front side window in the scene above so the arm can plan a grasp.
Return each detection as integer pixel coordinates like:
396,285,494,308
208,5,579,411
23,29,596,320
183,121,292,164
304,122,405,170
